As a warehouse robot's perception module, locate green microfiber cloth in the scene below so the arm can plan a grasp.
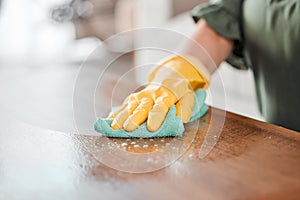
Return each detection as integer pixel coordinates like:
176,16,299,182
94,89,208,138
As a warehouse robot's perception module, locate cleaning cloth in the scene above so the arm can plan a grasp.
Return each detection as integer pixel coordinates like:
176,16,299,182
94,89,208,138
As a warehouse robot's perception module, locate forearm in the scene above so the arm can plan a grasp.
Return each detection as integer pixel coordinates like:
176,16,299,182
180,19,234,73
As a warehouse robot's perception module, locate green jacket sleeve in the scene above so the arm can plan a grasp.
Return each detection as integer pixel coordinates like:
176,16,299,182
191,0,247,70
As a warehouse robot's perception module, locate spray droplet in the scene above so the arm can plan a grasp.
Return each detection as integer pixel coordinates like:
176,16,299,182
121,143,128,147
146,157,153,162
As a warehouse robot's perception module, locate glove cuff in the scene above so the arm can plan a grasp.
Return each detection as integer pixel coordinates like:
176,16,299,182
148,55,211,90
181,55,211,85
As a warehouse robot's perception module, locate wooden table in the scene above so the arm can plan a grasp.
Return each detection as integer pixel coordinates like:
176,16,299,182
0,107,299,200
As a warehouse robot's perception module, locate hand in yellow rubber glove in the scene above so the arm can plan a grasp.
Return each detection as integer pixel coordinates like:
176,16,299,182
108,55,210,132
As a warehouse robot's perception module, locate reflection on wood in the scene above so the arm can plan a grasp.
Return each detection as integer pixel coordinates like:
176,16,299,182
0,108,299,199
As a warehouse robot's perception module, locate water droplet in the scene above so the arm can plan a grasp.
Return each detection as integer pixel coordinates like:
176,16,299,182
121,143,128,147
146,157,153,162
131,141,136,145
133,144,140,148
143,144,149,148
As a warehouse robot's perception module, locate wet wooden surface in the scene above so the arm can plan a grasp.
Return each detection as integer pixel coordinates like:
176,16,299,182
0,108,299,200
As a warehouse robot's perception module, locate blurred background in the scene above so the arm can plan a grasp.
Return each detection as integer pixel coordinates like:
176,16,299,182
0,0,262,134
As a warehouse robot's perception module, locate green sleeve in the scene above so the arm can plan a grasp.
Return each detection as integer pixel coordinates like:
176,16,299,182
191,0,247,70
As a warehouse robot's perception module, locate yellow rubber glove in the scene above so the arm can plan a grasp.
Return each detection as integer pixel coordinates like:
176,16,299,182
108,55,210,132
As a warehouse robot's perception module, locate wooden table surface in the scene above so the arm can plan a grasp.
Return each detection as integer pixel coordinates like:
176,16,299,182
0,107,299,200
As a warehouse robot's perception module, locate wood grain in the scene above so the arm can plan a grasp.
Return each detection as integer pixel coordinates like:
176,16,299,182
0,107,299,200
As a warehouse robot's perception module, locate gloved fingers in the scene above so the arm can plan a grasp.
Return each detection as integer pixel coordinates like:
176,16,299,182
176,91,194,123
107,102,128,119
107,95,131,119
146,96,173,132
123,97,154,132
127,94,140,114
111,94,139,130
111,108,130,130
